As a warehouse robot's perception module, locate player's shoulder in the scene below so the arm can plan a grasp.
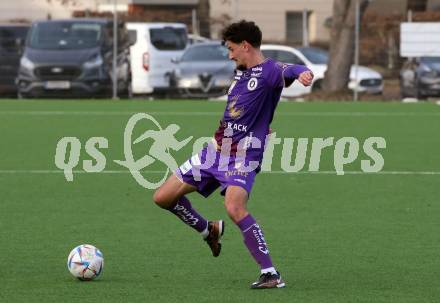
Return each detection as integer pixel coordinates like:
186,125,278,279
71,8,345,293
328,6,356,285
246,58,280,80
264,57,285,68
261,58,287,78
258,58,285,87
233,59,281,89
260,58,280,71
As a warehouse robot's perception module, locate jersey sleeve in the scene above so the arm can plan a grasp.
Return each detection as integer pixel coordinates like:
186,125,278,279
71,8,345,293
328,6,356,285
270,61,311,88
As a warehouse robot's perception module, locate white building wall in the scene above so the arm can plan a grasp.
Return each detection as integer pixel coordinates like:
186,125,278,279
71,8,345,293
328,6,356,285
0,0,98,23
209,0,333,43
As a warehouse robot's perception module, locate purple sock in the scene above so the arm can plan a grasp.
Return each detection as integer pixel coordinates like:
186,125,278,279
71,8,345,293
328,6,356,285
168,196,208,233
237,214,274,270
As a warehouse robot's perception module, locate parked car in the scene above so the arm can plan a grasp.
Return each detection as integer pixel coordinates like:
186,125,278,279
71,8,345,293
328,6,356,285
261,45,383,97
187,33,210,45
400,57,440,99
0,24,29,96
126,22,188,95
169,42,235,98
17,18,133,98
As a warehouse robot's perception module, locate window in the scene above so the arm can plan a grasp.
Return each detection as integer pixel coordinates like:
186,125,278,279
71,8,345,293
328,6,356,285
150,27,187,50
127,29,137,46
261,49,278,59
420,57,440,64
28,22,102,50
297,47,328,64
286,11,310,45
276,50,304,65
181,45,228,62
407,0,427,11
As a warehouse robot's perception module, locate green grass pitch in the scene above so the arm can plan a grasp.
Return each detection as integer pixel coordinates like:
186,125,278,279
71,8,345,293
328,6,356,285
1,99,440,302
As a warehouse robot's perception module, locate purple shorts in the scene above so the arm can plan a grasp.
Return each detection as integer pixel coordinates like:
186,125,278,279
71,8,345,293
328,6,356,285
175,144,260,197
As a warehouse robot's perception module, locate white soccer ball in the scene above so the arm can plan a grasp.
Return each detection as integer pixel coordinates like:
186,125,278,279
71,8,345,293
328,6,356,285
67,244,104,281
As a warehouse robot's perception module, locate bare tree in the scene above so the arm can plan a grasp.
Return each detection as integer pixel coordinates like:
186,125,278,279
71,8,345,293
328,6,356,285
197,0,211,37
322,0,369,92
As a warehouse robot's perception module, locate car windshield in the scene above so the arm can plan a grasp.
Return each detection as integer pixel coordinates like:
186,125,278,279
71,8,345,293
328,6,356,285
28,22,102,50
181,44,228,62
297,47,329,64
420,57,440,64
150,27,187,50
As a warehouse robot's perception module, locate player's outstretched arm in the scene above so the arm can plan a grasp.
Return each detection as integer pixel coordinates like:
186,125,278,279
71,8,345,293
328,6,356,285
282,64,314,87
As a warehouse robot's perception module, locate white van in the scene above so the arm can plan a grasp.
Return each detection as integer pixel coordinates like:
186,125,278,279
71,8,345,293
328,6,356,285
126,22,188,95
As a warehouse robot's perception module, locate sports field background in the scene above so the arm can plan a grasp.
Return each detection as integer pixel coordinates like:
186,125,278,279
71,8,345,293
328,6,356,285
1,99,440,302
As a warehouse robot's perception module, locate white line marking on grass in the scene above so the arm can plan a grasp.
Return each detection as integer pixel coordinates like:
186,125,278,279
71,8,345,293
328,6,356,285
1,111,440,117
0,111,216,116
0,170,439,175
0,170,165,174
263,171,440,175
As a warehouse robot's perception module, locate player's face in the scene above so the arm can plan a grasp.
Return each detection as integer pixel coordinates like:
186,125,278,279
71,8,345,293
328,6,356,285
225,41,247,70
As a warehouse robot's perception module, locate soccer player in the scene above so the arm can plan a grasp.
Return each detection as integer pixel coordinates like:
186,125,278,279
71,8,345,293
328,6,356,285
152,20,313,289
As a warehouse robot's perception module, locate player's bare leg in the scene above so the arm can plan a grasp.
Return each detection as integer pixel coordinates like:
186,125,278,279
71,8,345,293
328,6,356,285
224,186,285,289
153,174,224,257
153,174,196,209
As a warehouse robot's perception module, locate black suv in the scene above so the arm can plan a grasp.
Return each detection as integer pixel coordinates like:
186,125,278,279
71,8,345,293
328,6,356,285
17,18,133,98
0,24,29,96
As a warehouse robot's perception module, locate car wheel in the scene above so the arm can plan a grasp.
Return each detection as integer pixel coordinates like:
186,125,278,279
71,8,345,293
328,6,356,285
126,81,133,99
312,80,323,92
119,79,132,99
399,81,409,99
416,85,427,100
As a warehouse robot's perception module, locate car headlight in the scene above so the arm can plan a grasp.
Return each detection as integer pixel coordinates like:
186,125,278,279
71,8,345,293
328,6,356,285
20,56,35,70
83,55,103,69
215,78,231,87
419,64,432,72
178,76,199,87
421,70,438,78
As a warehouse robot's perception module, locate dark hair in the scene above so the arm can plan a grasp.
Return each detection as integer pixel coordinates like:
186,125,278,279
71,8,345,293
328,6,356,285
221,20,262,48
